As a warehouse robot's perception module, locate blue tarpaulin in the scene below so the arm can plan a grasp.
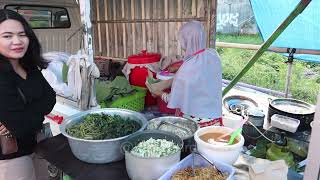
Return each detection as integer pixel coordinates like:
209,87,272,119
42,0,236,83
250,0,320,63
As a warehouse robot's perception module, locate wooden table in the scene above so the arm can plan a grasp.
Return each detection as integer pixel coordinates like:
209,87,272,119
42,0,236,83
35,134,129,180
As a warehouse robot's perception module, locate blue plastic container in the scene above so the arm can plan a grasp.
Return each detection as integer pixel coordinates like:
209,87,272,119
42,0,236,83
159,153,235,180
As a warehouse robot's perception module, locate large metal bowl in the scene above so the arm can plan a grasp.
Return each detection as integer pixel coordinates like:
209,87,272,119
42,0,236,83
147,116,199,140
60,108,147,164
147,116,199,157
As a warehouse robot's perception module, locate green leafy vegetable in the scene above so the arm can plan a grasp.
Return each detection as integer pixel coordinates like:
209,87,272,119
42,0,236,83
147,77,161,84
66,113,140,140
250,140,269,159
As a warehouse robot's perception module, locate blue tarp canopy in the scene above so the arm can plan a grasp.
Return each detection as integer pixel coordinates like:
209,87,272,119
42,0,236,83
250,0,320,63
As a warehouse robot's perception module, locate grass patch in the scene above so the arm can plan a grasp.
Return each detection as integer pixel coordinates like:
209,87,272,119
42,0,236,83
217,33,263,45
217,34,320,104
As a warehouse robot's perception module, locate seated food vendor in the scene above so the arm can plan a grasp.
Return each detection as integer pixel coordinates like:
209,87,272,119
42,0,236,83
146,20,223,128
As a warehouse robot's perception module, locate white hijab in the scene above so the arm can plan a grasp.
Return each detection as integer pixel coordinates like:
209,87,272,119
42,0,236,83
167,21,222,118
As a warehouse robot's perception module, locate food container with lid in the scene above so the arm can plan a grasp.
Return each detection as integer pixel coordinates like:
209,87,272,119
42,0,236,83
271,114,300,133
124,50,161,105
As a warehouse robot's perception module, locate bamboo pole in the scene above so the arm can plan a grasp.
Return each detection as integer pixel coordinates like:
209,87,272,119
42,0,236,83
153,0,158,52
142,0,146,50
146,0,152,51
131,0,136,54
206,0,212,47
210,0,217,48
113,0,118,57
121,0,127,58
177,0,182,55
192,0,197,17
222,0,312,96
96,0,102,54
103,0,110,56
216,42,320,55
164,0,169,56
92,17,206,23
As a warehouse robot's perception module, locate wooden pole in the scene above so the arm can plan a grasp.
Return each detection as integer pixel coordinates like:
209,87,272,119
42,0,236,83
79,0,94,110
216,42,320,55
113,0,118,57
103,0,110,57
206,0,211,47
222,0,312,97
96,0,102,55
210,0,218,48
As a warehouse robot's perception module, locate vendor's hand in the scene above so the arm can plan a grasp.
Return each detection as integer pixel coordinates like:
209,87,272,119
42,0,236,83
0,123,10,136
149,80,172,92
167,66,180,73
167,61,183,73
145,81,164,97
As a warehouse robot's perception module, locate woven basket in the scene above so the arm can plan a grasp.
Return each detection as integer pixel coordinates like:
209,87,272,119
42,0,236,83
100,86,147,112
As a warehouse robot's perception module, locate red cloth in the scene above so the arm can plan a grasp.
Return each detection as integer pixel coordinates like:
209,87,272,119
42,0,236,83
175,109,223,128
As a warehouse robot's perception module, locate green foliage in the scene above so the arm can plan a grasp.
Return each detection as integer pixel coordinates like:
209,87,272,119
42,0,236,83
250,139,269,159
217,34,320,104
216,33,263,45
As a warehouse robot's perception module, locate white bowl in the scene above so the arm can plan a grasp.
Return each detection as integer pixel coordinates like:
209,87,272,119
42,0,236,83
194,126,244,165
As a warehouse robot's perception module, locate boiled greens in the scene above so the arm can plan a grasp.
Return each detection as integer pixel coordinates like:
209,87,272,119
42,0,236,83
66,113,140,140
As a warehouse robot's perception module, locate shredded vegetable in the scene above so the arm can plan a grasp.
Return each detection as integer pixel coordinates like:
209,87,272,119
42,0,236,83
131,138,180,158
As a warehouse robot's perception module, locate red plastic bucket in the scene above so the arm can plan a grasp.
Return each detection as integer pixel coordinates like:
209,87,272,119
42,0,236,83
127,50,161,105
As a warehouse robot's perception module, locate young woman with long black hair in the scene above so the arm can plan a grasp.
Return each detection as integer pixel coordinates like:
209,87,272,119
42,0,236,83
0,9,56,180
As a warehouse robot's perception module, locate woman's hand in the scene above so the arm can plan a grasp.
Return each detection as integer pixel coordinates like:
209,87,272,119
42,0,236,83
145,81,164,97
0,123,10,136
145,70,172,97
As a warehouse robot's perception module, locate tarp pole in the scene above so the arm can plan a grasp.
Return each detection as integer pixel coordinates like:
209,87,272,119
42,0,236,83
216,42,320,55
222,0,312,97
285,60,293,98
284,48,296,98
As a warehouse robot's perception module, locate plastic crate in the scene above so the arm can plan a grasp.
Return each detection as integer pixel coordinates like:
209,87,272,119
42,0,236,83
100,86,147,112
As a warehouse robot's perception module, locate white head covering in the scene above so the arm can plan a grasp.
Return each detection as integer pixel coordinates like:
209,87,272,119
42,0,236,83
167,21,222,118
178,21,206,58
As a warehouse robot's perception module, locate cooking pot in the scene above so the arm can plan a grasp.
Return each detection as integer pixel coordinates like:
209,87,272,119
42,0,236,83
267,98,315,131
247,108,265,127
242,108,265,139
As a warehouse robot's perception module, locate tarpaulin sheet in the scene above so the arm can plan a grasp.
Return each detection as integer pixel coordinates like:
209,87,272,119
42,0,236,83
250,0,320,63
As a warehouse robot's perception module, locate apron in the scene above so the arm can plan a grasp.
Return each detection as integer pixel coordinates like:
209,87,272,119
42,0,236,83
174,49,223,128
